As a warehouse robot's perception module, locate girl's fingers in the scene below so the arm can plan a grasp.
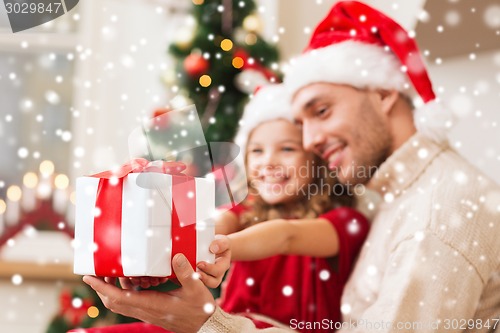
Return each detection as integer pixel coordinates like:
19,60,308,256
197,270,220,289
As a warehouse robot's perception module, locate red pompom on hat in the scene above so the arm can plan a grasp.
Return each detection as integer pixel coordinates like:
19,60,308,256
285,1,454,142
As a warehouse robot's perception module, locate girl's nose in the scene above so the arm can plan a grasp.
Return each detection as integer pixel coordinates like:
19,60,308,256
261,151,278,168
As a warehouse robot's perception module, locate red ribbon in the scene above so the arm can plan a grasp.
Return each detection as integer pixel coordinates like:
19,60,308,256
170,174,197,279
93,177,124,276
90,158,197,277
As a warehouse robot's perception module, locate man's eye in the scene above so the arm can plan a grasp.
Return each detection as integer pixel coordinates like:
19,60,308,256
316,108,328,117
282,147,295,152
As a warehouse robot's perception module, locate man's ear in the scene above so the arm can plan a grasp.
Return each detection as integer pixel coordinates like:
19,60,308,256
378,89,399,115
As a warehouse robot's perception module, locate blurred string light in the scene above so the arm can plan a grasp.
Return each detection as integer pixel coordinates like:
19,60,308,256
23,172,38,189
40,160,55,177
220,39,233,51
7,186,22,202
87,306,99,318
232,56,244,69
245,33,257,45
199,74,212,87
55,174,69,190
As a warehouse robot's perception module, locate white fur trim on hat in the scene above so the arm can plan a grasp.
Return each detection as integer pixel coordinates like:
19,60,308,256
285,41,411,97
413,99,455,143
234,84,293,155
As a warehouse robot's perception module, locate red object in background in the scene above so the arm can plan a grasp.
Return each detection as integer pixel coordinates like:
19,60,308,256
233,48,279,82
0,200,73,248
183,53,210,78
59,290,94,327
152,108,172,130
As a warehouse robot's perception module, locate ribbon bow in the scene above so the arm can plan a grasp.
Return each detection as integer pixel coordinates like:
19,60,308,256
91,158,186,179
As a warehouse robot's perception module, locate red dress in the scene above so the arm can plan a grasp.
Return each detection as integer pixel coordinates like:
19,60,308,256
220,206,369,332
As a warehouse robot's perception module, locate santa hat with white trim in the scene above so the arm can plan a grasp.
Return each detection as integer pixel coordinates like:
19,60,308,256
234,84,293,156
284,0,453,142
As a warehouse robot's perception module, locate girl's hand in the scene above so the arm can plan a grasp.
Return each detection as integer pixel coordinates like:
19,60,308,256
196,235,231,288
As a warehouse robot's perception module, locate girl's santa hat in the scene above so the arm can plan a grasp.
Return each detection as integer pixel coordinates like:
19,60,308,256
234,84,293,155
284,0,453,142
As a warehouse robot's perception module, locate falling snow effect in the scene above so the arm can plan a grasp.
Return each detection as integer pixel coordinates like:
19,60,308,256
282,285,293,297
0,1,498,332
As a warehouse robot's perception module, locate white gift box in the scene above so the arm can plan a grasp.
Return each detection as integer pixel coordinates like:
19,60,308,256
73,172,215,277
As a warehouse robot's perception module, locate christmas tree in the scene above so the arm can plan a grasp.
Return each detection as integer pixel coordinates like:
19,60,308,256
168,0,280,142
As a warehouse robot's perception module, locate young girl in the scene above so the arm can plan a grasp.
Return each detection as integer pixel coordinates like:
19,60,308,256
203,84,370,331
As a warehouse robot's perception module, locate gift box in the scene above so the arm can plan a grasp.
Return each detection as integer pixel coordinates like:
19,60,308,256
73,159,215,277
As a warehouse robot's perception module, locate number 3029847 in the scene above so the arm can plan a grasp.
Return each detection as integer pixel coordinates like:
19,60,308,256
5,2,63,14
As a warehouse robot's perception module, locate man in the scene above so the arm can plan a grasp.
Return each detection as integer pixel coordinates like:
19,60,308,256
84,1,500,332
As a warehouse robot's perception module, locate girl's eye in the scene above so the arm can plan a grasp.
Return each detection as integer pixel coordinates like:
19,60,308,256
281,147,296,152
249,148,263,154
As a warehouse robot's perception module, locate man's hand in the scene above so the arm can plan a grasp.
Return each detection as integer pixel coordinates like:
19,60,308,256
83,254,216,333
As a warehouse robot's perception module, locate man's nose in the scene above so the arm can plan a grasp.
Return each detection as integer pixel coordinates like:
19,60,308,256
302,123,324,152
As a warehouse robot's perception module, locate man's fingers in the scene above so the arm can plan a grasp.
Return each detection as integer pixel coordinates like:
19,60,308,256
83,276,132,305
104,277,116,285
84,270,215,332
130,277,142,286
84,276,143,316
84,276,117,295
140,277,160,287
149,278,160,287
119,277,135,290
140,281,152,289
172,254,203,291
